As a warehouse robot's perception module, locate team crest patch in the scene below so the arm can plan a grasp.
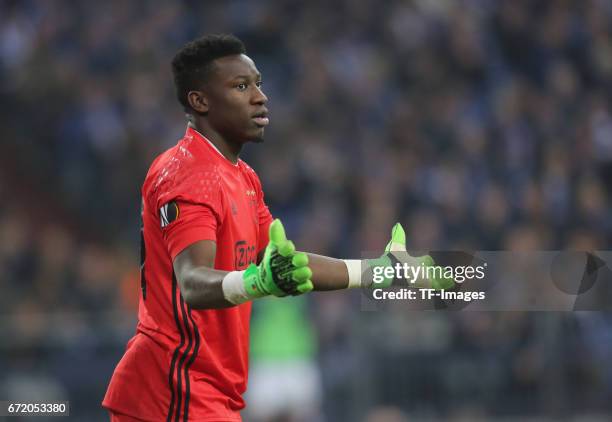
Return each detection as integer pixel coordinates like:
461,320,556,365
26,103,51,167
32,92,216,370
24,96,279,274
160,201,179,228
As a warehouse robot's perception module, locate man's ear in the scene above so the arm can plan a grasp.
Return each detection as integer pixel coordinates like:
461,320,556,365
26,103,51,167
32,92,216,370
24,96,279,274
187,90,209,114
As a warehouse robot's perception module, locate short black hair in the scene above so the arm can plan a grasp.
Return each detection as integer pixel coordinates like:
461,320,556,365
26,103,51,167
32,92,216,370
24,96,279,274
171,34,246,111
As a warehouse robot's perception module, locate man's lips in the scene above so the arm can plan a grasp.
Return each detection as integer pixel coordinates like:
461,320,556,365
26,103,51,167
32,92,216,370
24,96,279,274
253,115,270,126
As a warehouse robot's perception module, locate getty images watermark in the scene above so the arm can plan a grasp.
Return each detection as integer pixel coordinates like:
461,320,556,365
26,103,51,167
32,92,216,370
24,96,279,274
371,259,487,302
360,251,612,311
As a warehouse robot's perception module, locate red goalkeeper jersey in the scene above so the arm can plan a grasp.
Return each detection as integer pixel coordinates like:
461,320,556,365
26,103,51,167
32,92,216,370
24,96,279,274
103,126,273,421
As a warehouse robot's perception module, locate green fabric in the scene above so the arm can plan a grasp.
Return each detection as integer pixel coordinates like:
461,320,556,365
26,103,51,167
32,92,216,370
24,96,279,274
244,219,313,298
250,295,316,362
380,223,455,290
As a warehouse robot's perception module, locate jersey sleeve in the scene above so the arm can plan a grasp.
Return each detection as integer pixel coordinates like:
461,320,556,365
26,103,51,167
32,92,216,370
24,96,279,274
161,201,218,260
148,156,225,260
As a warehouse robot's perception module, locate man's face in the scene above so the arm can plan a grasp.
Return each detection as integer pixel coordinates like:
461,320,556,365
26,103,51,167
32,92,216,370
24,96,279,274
203,54,269,143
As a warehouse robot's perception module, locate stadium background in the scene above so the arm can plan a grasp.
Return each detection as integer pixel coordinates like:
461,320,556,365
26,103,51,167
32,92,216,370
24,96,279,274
2,0,612,420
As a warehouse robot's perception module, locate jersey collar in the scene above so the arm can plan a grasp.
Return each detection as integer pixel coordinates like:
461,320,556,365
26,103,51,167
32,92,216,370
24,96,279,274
186,125,240,167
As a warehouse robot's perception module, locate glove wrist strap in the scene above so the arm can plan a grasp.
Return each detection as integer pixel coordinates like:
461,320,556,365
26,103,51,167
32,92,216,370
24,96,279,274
342,259,364,288
222,268,263,305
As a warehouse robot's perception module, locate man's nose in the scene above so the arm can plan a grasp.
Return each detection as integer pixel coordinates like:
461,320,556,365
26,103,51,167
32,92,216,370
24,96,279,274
252,86,268,104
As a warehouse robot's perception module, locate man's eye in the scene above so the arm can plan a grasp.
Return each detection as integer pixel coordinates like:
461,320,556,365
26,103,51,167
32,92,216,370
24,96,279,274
237,83,247,91
256,81,263,88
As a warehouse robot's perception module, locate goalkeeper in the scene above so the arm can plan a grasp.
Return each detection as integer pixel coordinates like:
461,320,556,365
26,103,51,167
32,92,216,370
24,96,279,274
103,33,453,422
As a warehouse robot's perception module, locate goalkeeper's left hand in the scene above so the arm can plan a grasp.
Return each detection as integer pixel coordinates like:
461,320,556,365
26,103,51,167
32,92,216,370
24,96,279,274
365,223,455,290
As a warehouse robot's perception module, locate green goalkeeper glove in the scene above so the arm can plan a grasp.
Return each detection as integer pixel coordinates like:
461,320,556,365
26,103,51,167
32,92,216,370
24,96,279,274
243,219,313,298
367,223,455,290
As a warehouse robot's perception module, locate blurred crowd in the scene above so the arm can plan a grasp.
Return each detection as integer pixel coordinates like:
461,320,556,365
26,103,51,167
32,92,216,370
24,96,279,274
2,0,612,420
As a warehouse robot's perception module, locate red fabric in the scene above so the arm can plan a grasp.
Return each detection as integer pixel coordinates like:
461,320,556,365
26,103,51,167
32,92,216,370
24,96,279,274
109,409,149,421
103,126,273,421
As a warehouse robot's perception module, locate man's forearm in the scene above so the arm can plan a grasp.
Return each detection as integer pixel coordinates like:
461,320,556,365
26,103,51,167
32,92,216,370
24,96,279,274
178,266,236,309
306,253,350,291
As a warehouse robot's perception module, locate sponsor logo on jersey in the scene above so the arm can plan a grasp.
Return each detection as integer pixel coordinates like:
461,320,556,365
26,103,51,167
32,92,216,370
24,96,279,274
234,240,257,269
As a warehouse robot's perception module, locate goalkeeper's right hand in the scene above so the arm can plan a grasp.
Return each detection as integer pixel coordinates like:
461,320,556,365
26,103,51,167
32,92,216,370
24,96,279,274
243,219,313,299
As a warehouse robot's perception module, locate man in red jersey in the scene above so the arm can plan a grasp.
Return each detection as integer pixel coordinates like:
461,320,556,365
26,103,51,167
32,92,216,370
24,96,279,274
103,34,450,422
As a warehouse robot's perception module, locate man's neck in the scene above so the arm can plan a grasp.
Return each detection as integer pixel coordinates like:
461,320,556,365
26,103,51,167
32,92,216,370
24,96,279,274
188,121,242,164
